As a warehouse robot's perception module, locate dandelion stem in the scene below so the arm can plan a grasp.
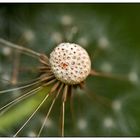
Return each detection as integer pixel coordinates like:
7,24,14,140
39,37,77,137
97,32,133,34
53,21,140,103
14,81,60,137
61,85,68,137
11,50,21,85
0,86,42,114
43,79,57,87
61,102,65,137
37,83,63,137
90,69,129,81
0,74,55,95
14,94,49,137
0,80,41,94
0,38,41,58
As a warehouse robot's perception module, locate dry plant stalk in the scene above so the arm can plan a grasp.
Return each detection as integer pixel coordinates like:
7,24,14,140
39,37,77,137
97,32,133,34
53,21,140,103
0,38,130,137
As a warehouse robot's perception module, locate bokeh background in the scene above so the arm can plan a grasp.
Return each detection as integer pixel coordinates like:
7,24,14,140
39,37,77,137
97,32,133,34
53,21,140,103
0,4,140,136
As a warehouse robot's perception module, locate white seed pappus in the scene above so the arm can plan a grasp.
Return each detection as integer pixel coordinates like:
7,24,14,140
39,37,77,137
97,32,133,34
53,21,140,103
49,43,91,85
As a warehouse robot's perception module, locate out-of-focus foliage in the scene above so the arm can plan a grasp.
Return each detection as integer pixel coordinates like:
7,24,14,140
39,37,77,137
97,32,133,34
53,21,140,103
0,4,140,136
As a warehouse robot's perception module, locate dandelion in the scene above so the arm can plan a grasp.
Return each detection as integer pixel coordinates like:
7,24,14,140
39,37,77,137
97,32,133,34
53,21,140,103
0,38,130,137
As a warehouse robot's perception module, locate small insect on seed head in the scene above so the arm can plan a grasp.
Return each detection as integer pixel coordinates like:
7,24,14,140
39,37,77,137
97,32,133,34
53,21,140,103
49,43,91,85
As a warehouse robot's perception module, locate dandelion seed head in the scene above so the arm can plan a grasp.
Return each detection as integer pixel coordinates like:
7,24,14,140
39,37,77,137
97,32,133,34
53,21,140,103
103,117,115,128
49,43,91,84
77,118,87,130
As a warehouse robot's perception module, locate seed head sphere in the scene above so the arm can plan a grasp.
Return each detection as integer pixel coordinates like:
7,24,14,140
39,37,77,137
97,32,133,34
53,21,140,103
49,43,91,85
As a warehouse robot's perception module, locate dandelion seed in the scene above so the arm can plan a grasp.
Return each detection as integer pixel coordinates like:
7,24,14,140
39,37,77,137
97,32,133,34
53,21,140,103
128,71,139,83
75,88,85,96
23,29,35,42
78,37,88,47
1,73,11,84
112,100,122,111
27,131,36,137
51,32,63,44
103,117,115,128
100,62,112,73
77,118,87,130
66,26,78,41
71,26,78,34
60,15,73,26
2,47,12,56
40,118,54,128
98,37,109,49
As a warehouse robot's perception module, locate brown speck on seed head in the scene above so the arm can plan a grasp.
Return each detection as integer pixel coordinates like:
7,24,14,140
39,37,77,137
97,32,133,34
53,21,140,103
60,62,68,69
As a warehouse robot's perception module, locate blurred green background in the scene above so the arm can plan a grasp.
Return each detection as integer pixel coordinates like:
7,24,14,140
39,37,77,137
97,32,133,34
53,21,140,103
0,4,140,136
